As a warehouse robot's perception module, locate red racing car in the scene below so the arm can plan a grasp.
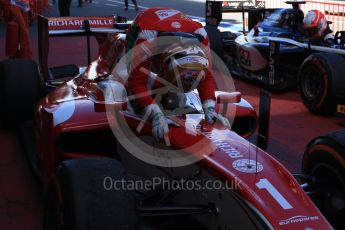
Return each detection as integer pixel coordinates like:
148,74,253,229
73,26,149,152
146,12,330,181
0,14,342,229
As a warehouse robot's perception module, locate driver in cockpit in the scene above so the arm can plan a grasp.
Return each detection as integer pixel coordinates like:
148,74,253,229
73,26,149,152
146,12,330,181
303,10,334,46
125,7,230,141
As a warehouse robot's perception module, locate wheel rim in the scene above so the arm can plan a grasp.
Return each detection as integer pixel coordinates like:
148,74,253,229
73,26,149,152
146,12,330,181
311,163,345,229
301,67,325,103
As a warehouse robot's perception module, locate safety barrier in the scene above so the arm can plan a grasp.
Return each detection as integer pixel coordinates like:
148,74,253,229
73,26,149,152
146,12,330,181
264,0,345,31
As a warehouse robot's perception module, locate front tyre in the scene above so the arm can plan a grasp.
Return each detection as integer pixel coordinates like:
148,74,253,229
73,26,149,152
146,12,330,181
302,131,345,229
44,157,138,230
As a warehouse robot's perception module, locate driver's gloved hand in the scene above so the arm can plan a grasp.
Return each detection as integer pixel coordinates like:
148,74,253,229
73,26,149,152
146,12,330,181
202,100,231,128
145,104,179,141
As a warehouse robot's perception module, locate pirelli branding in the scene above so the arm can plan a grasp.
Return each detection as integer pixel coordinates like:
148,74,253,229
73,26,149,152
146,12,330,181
48,17,115,30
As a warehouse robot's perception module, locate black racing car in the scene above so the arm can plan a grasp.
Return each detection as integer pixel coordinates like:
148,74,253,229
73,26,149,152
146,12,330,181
208,1,345,116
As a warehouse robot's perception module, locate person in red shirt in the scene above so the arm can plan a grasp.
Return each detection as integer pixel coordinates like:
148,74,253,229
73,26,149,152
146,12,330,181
125,7,230,141
3,0,33,59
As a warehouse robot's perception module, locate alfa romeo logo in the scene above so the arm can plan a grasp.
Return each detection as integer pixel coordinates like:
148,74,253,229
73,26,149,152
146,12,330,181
102,36,237,167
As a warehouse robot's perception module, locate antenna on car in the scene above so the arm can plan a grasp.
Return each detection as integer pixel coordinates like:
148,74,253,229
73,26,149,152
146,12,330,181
254,90,271,173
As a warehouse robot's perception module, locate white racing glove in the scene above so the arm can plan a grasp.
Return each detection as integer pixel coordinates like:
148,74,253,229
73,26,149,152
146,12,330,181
145,104,180,141
202,99,231,128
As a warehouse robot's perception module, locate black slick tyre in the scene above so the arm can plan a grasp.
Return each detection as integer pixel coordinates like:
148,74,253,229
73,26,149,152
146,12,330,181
302,131,345,229
298,53,344,115
44,157,138,230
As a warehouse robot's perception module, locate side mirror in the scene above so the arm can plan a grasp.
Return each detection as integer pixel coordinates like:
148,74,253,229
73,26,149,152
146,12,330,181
216,91,241,104
216,91,241,116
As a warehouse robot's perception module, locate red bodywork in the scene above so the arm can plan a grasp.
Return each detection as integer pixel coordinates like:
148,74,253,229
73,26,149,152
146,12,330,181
34,76,332,229
34,16,333,229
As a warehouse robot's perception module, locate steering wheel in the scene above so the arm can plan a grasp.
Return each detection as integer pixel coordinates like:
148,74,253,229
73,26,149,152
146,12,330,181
334,31,345,48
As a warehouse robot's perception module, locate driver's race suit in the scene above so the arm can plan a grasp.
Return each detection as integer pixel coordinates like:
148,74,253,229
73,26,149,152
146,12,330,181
125,7,216,110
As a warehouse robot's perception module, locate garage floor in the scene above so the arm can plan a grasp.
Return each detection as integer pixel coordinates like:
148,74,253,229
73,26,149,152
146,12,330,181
0,130,43,230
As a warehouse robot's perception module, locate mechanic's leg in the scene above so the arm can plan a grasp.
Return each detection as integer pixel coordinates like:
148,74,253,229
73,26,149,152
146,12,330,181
11,6,32,59
59,0,71,15
131,0,138,11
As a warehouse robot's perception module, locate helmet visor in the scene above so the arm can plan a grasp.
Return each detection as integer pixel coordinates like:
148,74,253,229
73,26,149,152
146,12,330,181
162,44,209,92
304,26,318,38
167,67,205,92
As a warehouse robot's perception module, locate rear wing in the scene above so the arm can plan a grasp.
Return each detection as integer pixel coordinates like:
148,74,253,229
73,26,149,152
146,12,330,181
205,0,266,32
37,15,130,80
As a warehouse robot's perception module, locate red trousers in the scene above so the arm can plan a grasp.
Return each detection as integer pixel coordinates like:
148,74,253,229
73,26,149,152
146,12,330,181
5,6,32,59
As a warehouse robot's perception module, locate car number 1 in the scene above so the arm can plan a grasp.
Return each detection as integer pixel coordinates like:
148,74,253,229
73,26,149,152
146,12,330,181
256,178,293,210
